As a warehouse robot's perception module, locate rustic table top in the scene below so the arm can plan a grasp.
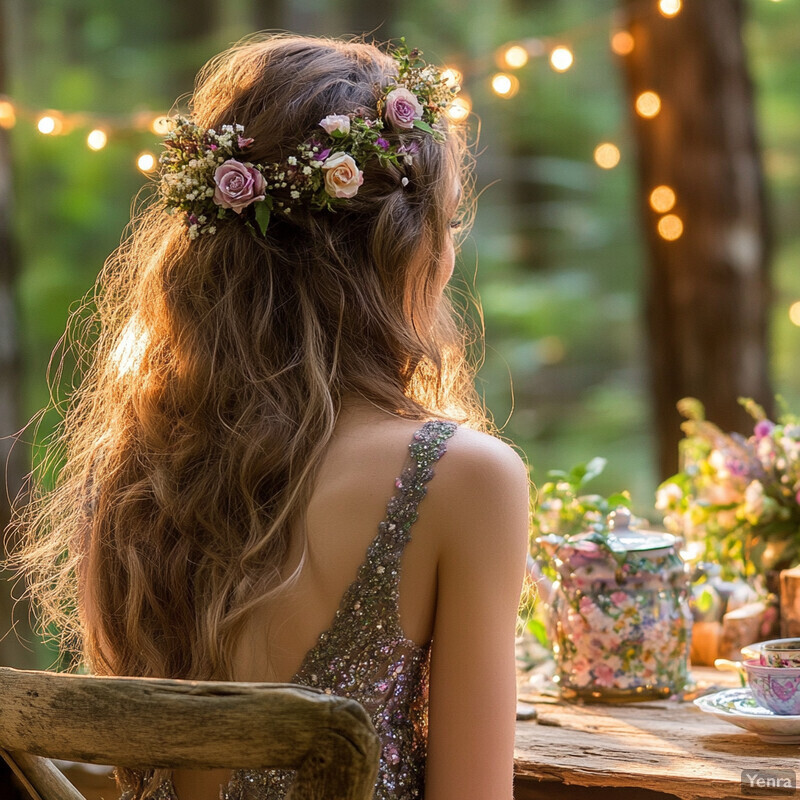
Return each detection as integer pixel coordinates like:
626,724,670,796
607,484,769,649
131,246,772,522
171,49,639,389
514,667,799,800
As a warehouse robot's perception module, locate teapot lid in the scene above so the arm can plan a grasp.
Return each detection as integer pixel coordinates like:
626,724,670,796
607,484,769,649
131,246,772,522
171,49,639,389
603,507,676,553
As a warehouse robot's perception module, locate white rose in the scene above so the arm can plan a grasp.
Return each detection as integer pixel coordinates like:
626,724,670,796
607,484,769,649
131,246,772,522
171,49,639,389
319,115,351,136
321,152,364,199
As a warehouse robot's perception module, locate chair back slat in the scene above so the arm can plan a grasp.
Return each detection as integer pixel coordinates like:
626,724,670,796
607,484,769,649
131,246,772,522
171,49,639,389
0,667,380,800
1,751,82,800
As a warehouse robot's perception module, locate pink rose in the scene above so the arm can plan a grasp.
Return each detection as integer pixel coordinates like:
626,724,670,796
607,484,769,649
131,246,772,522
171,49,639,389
321,152,364,199
212,159,266,214
319,115,351,136
384,87,423,130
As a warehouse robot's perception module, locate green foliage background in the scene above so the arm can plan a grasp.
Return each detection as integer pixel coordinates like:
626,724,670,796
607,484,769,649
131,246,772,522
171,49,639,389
7,0,800,526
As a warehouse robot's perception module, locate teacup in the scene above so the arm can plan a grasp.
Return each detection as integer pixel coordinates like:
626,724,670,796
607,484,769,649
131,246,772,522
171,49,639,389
743,659,800,716
761,639,800,669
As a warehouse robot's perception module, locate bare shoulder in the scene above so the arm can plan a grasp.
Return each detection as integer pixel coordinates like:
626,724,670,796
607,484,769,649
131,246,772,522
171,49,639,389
440,426,528,481
430,426,531,553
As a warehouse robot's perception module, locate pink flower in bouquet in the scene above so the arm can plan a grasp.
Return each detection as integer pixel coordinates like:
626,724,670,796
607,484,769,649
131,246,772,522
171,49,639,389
213,159,266,214
704,484,742,506
744,480,765,519
755,420,775,439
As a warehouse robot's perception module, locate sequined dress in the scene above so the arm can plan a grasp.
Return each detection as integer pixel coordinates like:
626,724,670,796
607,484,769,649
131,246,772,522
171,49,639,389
146,419,457,800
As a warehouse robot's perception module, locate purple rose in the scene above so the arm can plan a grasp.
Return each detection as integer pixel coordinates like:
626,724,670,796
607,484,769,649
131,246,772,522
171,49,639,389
376,137,390,150
212,159,266,214
384,87,424,130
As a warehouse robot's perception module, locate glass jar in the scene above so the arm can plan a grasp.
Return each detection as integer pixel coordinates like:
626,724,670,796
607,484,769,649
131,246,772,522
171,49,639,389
538,508,693,702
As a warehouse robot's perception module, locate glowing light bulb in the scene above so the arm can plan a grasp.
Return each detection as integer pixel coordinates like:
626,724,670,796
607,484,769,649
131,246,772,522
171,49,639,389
37,114,62,135
549,47,574,72
137,152,157,173
491,73,519,98
87,129,108,150
0,99,16,129
594,143,621,169
445,97,471,122
636,91,662,118
150,115,173,135
649,185,676,213
611,31,635,56
790,302,800,326
659,0,682,17
658,214,683,241
502,45,529,69
440,68,462,89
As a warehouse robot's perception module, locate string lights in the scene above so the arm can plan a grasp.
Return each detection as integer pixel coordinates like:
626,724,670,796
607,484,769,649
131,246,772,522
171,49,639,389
0,0,686,170
7,0,798,305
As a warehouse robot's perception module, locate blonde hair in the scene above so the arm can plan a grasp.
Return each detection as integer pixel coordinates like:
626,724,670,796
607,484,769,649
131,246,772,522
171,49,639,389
8,35,486,688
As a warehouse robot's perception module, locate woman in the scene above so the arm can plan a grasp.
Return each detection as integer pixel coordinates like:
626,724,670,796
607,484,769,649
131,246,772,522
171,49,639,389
9,35,530,800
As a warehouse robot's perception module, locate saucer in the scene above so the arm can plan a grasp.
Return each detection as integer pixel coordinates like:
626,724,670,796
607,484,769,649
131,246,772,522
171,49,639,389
695,688,800,744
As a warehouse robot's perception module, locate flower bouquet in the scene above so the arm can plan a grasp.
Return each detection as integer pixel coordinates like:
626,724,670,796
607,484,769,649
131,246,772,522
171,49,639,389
657,397,800,582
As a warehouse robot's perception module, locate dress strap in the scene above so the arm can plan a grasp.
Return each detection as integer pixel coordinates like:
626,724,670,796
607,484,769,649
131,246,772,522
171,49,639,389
360,419,457,595
289,419,458,681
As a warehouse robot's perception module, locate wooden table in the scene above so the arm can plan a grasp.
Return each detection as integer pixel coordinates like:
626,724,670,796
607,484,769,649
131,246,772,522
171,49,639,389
514,668,799,800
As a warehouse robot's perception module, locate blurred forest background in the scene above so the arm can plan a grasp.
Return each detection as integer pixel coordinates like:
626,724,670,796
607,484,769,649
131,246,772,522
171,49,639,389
1,0,799,667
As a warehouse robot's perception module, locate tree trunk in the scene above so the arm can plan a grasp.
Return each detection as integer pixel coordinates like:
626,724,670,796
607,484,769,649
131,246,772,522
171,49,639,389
0,0,36,671
619,0,773,479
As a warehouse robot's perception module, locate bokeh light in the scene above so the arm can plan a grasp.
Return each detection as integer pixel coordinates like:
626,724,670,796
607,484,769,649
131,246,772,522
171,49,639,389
549,47,574,72
790,302,800,326
441,68,462,89
0,99,16,129
37,113,63,135
649,185,676,213
491,73,519,98
636,91,662,118
659,0,682,16
502,45,529,69
611,31,635,56
137,151,157,173
150,115,173,135
594,143,621,169
658,214,684,241
445,97,471,122
87,129,108,150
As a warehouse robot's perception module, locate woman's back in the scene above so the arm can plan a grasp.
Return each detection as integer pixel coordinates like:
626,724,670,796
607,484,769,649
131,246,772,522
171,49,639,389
168,404,529,800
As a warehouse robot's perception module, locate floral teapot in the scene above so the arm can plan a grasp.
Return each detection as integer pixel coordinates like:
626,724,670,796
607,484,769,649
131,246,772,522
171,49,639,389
533,507,693,702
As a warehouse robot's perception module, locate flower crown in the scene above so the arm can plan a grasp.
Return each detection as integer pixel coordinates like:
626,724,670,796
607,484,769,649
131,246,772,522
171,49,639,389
157,42,461,239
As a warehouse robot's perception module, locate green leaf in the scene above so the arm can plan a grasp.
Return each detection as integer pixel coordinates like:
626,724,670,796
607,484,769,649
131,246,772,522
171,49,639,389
412,119,435,134
546,469,569,480
581,457,607,485
255,201,272,236
606,492,631,508
695,588,715,614
527,618,550,647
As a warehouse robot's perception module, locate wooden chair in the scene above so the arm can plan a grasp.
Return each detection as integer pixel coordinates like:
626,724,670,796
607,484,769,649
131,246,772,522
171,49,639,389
0,666,380,800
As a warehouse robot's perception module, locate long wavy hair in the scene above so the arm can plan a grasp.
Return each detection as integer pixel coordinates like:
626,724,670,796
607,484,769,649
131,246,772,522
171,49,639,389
8,35,487,693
